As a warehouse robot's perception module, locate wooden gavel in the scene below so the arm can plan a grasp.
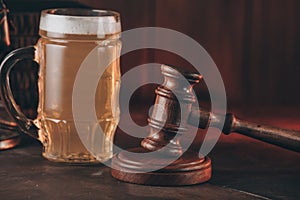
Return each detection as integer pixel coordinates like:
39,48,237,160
141,64,300,154
112,64,300,186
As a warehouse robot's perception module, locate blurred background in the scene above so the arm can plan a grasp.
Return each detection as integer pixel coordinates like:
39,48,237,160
4,0,300,117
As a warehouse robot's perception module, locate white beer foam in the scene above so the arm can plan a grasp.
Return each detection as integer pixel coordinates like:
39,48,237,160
40,10,121,36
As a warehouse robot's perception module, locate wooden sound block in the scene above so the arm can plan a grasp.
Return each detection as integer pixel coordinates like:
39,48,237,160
111,147,212,186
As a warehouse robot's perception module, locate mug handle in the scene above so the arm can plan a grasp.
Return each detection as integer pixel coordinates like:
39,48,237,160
0,46,39,139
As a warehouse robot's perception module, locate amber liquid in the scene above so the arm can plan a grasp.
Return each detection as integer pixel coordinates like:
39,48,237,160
36,32,121,163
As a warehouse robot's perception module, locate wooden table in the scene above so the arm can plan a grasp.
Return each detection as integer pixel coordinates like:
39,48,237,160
1,107,300,199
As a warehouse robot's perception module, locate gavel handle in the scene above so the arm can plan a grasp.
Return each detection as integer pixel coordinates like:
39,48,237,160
189,109,300,153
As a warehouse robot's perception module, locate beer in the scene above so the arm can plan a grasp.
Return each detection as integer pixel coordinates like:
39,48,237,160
33,9,122,163
36,35,121,163
0,8,122,162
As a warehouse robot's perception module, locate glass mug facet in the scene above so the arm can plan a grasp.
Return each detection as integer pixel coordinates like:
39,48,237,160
0,9,121,163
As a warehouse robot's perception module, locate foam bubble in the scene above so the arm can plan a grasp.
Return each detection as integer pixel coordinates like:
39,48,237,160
39,9,121,36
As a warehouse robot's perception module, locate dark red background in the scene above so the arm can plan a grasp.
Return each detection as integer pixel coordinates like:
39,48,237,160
7,0,300,110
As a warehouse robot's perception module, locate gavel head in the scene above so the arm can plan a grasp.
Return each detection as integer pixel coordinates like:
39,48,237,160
141,64,202,156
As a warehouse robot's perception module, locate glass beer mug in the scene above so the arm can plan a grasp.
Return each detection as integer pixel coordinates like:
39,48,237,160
0,9,121,163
